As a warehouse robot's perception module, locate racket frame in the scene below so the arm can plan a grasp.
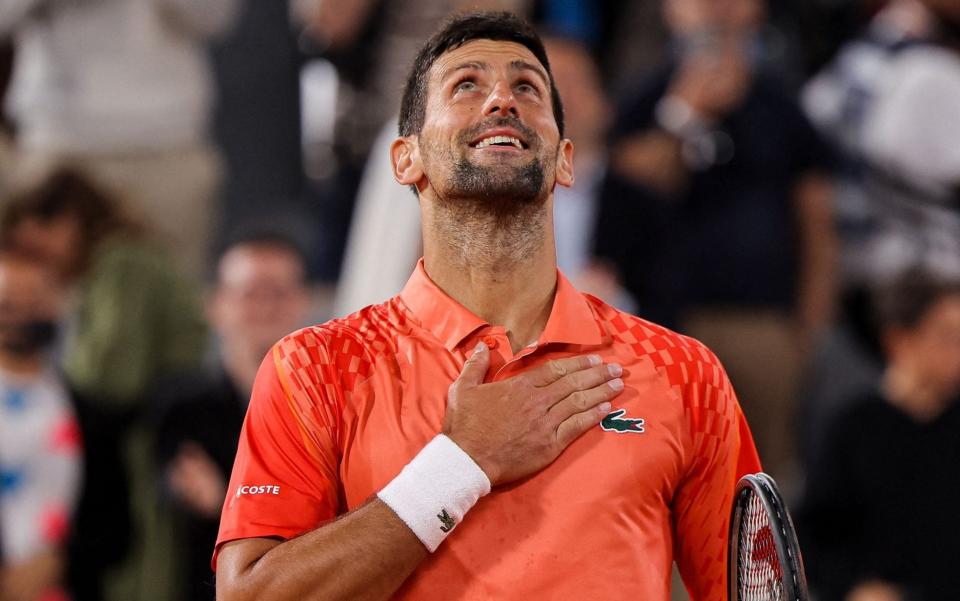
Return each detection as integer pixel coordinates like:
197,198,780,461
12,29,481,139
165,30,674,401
728,472,809,601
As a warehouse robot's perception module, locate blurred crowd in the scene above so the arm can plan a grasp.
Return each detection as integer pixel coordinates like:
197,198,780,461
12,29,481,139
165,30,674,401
1,1,959,601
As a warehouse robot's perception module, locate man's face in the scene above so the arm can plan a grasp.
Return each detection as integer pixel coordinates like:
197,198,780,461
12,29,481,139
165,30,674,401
209,244,311,360
9,215,82,280
398,39,573,213
0,257,62,358
889,294,960,401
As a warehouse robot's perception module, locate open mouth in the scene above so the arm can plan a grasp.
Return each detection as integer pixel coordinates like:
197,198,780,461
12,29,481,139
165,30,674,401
470,134,528,151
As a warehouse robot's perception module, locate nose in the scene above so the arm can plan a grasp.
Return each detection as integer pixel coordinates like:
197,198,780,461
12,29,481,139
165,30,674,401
481,80,519,118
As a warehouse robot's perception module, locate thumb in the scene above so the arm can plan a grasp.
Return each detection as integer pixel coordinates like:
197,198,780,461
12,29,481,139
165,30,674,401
455,341,490,389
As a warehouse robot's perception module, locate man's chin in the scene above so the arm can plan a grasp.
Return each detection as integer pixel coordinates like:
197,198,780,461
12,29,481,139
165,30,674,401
446,159,546,207
447,181,544,207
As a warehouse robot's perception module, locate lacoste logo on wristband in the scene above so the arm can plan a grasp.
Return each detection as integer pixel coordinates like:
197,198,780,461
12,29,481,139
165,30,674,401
236,484,281,497
437,508,456,532
600,408,645,434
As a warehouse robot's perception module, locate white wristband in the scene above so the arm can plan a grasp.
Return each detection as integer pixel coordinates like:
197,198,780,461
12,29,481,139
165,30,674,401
377,434,491,552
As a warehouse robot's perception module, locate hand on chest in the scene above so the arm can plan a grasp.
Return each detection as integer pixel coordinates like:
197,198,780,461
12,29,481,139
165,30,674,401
339,346,687,512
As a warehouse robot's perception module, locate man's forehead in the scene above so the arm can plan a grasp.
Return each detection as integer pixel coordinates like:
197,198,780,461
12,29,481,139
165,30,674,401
430,39,547,82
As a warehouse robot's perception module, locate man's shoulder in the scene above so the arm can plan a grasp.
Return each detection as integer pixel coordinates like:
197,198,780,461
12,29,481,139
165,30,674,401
285,295,402,341
272,298,408,386
584,294,725,384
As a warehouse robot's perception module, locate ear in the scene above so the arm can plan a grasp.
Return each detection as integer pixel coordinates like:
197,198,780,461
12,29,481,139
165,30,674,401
555,138,575,188
391,136,424,186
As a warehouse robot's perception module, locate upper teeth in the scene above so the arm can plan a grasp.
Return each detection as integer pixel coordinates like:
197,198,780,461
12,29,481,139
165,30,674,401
475,135,523,150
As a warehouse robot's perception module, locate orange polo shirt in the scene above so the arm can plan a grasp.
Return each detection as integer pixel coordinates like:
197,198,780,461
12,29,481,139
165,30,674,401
215,261,761,600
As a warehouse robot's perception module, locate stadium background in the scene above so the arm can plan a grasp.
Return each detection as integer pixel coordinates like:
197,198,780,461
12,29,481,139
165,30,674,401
2,0,959,600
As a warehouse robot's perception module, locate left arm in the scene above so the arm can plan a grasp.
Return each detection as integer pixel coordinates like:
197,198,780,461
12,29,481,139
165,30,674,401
672,346,761,601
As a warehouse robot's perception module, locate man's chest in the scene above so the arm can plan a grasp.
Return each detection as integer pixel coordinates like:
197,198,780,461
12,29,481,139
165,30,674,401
334,344,689,519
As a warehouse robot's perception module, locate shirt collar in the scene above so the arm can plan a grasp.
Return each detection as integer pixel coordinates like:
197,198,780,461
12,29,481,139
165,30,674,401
399,259,604,351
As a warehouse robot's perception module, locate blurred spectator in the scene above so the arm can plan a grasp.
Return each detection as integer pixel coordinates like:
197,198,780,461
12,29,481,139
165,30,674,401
593,0,837,482
544,36,608,278
333,31,632,316
0,167,207,601
154,231,311,601
0,251,80,601
804,0,954,293
542,35,635,311
210,2,306,249
798,0,960,471
0,0,239,279
863,0,960,206
799,271,960,601
0,169,207,407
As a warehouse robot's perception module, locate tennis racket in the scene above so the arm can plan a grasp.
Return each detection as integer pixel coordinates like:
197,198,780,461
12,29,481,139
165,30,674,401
728,472,809,601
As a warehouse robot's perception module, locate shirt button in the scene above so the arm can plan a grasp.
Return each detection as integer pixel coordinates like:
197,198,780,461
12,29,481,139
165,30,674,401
481,335,498,349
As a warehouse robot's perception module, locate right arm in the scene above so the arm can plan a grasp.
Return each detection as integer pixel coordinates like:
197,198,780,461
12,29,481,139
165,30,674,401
216,500,426,601
216,343,624,601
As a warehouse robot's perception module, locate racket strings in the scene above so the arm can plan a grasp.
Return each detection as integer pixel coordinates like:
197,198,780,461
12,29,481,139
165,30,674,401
737,493,785,600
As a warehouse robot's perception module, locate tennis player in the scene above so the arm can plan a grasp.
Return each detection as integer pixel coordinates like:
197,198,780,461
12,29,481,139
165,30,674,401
215,12,761,601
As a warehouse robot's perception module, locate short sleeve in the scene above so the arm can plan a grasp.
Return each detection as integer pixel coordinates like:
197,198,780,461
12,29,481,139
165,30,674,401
671,346,762,601
213,336,342,568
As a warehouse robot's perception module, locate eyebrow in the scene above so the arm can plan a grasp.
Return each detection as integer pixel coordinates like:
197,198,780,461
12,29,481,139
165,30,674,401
510,60,550,89
440,59,550,90
440,61,487,85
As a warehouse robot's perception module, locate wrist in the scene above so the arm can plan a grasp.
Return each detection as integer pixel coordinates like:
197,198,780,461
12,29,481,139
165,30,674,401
377,434,491,552
444,432,500,484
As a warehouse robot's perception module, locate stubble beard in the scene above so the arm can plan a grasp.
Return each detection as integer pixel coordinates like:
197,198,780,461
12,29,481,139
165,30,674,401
422,121,555,269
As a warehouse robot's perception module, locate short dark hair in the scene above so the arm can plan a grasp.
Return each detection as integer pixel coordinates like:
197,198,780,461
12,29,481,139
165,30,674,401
213,229,310,285
0,167,137,277
398,12,564,138
873,270,960,331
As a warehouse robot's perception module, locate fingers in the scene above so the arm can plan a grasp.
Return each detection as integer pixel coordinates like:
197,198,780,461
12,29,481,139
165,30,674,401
548,373,624,426
542,362,622,405
555,400,616,448
452,342,491,390
524,354,602,387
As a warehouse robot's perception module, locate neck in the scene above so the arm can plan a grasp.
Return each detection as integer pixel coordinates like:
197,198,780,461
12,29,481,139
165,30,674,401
421,197,558,353
0,352,44,377
882,365,952,422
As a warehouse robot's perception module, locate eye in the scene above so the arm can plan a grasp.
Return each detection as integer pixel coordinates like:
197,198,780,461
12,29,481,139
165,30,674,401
516,80,540,96
454,79,478,93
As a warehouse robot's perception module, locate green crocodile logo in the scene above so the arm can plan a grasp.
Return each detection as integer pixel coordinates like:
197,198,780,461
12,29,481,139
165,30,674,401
437,509,456,532
601,408,645,434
